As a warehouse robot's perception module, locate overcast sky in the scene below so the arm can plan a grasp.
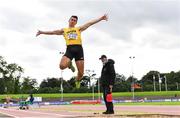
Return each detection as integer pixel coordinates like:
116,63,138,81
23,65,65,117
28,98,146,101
0,0,180,83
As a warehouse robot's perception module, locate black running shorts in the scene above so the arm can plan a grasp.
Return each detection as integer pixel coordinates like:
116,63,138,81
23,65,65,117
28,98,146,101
64,45,84,61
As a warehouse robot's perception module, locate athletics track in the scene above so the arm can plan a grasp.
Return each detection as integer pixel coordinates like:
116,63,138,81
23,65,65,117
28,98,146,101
0,105,180,118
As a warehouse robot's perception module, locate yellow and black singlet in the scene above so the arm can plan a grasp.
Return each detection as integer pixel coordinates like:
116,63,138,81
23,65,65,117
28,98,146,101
63,27,82,46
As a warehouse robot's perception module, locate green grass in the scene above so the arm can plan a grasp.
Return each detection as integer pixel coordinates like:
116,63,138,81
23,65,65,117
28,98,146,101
0,91,180,100
1,91,180,105
116,101,180,105
113,91,180,97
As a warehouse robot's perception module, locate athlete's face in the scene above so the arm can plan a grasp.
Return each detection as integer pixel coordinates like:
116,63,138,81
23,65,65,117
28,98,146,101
101,58,108,65
69,17,77,27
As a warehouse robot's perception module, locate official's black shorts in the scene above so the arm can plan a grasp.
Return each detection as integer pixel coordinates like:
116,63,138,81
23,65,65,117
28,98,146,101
64,45,84,61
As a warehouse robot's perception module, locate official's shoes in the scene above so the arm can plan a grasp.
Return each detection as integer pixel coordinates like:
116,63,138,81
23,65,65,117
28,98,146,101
68,61,75,72
102,111,114,114
108,111,114,114
102,111,108,114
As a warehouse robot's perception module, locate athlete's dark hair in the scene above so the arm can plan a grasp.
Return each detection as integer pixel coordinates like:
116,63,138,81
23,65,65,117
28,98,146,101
70,15,78,21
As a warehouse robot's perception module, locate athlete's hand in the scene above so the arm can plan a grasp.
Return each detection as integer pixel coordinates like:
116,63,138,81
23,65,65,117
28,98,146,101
36,30,41,37
109,85,113,93
100,14,108,21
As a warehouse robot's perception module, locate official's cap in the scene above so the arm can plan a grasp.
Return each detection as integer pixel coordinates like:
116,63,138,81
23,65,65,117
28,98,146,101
99,55,107,60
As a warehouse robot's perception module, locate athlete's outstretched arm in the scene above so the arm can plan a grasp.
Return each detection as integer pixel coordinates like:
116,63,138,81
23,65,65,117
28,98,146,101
36,29,64,37
79,14,108,32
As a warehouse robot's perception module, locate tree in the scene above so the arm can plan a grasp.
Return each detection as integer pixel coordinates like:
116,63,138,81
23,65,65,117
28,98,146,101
0,56,24,94
21,76,38,94
0,56,7,94
39,77,61,88
5,63,24,93
126,75,139,92
39,77,70,93
113,73,129,92
140,71,160,91
39,79,48,88
164,71,180,90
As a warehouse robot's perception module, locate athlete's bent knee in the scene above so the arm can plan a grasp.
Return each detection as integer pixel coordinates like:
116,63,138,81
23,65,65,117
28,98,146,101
59,64,66,70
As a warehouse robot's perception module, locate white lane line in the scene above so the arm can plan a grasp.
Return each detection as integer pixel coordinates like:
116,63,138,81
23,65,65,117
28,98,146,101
0,108,20,118
0,107,77,117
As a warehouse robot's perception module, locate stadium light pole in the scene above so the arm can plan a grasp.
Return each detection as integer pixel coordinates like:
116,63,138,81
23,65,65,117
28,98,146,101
0,73,3,91
0,72,2,78
85,69,96,100
158,74,162,91
97,76,101,101
129,56,135,100
153,75,156,92
60,71,64,101
164,75,168,91
59,51,64,101
176,82,179,90
91,74,96,101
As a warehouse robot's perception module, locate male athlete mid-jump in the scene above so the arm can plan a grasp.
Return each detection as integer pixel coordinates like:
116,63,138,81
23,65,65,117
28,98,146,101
36,14,108,88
